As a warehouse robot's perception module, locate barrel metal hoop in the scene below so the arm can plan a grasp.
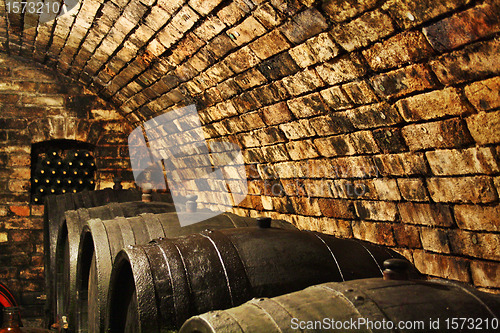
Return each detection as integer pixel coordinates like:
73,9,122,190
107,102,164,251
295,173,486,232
202,230,253,303
307,231,345,281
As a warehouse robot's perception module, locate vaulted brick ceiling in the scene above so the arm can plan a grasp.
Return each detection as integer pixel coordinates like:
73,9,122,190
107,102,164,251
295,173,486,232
0,0,325,125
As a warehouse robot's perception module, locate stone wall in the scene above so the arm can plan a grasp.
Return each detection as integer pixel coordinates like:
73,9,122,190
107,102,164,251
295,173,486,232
0,53,133,325
0,0,499,294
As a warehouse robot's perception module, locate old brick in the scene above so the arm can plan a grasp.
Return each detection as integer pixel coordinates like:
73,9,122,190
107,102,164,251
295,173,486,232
280,8,328,44
331,10,395,52
342,80,379,105
0,232,7,242
454,204,500,232
317,198,355,219
362,31,434,71
224,47,261,74
279,119,316,139
189,0,224,15
372,128,407,153
240,111,266,130
302,179,336,198
286,140,319,160
423,2,500,53
427,176,498,204
464,76,500,111
249,30,290,60
316,53,367,86
449,230,500,261
398,202,454,227
253,3,285,29
261,144,290,162
282,68,325,96
355,200,398,221
288,43,317,68
319,86,353,111
287,93,327,118
254,126,287,146
260,102,294,125
306,32,341,63
346,102,403,130
430,37,500,85
9,205,30,217
394,224,422,248
397,178,430,202
396,87,469,122
466,111,500,145
227,16,267,47
258,52,300,81
471,261,500,288
217,1,247,25
420,227,451,253
315,135,355,157
370,64,438,99
383,0,471,30
321,0,378,23
234,68,267,90
372,178,401,201
402,118,474,151
373,152,428,176
309,114,355,136
426,147,499,176
194,16,226,41
330,156,379,178
412,250,470,282
352,221,396,246
291,197,322,216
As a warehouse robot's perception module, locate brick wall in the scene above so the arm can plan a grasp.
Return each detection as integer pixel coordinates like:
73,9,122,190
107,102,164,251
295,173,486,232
0,0,499,294
0,54,133,325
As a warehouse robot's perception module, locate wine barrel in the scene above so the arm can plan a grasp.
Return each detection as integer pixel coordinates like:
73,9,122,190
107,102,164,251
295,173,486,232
54,201,177,331
106,227,418,332
76,214,296,333
44,188,175,326
181,278,500,333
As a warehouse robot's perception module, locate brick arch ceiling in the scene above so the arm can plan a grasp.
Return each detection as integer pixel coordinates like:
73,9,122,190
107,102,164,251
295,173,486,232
0,0,329,124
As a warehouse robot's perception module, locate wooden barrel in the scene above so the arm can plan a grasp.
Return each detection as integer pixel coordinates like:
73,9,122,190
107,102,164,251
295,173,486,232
106,228,416,332
75,214,295,333
44,189,143,325
181,278,500,333
54,201,177,331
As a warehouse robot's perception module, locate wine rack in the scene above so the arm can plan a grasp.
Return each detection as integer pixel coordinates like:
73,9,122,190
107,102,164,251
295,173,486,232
31,145,96,204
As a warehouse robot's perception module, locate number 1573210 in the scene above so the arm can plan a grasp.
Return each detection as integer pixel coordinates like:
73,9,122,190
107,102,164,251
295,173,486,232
5,1,61,15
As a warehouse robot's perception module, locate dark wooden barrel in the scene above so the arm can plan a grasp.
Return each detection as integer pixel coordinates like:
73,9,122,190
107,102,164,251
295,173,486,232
54,201,177,331
106,228,417,332
44,189,143,325
181,278,500,333
76,214,296,333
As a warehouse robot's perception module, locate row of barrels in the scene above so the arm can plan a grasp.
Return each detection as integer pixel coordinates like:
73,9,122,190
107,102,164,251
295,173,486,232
43,188,172,327
45,189,416,332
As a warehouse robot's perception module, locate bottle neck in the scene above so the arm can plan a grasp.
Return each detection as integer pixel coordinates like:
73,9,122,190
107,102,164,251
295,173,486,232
1,307,22,328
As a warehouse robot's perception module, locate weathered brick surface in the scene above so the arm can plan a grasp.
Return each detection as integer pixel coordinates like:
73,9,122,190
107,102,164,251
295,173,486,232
395,87,469,122
426,147,499,176
420,227,450,253
413,250,471,282
423,1,500,53
427,176,498,204
430,37,500,85
331,10,395,52
363,31,434,71
352,221,396,246
471,261,500,288
397,178,429,202
398,202,454,227
454,204,500,232
402,118,474,151
464,76,500,111
466,111,500,145
449,230,500,261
